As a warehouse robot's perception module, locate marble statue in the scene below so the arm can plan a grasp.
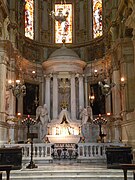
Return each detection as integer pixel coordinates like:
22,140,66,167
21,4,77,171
36,104,50,141
79,106,93,125
79,106,93,141
79,107,88,125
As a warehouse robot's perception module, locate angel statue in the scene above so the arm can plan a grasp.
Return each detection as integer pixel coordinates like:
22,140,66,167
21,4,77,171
79,106,93,126
36,104,50,141
87,106,93,123
79,107,88,126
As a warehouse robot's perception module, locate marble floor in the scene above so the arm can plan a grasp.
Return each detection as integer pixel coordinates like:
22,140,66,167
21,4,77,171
1,162,134,180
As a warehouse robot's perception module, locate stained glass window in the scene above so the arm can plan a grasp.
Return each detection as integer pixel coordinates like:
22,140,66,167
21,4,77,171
25,0,34,39
93,0,102,38
55,4,72,44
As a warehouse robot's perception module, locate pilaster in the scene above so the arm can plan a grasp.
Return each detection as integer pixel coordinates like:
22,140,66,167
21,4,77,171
53,73,58,119
78,74,84,109
45,75,51,116
70,73,76,120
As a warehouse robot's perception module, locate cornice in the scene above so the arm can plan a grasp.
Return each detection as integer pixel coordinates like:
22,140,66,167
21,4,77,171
19,32,105,49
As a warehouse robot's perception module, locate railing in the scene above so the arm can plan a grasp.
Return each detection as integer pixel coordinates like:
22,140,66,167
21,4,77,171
5,142,124,163
5,143,53,162
78,143,114,159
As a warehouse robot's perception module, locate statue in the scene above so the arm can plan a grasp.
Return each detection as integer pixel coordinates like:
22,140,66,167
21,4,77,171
87,106,93,123
79,106,93,125
36,104,50,141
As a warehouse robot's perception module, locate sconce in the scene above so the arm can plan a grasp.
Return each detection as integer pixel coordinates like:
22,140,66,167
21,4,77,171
89,95,95,106
120,77,126,88
94,69,98,77
6,112,22,123
8,79,26,98
32,70,36,79
17,112,22,120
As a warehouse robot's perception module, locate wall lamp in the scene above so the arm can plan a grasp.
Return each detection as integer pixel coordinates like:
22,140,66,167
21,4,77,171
120,77,126,88
89,95,95,106
8,79,26,98
94,69,98,77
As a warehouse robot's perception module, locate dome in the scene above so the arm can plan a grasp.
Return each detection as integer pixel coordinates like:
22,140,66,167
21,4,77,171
42,44,86,74
48,45,80,60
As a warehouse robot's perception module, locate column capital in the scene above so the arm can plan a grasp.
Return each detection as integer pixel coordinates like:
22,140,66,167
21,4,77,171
44,74,51,79
78,74,84,80
70,73,76,78
52,72,58,78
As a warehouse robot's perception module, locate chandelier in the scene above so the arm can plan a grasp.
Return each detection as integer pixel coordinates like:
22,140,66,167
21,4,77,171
98,80,115,96
49,0,69,23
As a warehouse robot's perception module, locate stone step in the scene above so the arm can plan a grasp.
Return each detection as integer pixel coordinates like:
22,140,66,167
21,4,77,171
1,164,134,180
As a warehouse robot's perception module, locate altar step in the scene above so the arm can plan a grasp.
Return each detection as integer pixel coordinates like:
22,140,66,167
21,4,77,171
2,163,134,180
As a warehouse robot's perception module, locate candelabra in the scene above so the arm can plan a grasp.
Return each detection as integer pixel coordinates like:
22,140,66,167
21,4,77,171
22,115,38,169
93,114,107,142
21,115,36,135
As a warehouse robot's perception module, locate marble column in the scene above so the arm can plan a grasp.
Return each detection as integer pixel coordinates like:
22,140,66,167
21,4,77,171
53,74,58,119
9,0,16,47
7,66,17,144
133,29,135,80
70,74,76,120
105,77,112,113
17,96,23,117
7,62,16,119
112,69,122,143
17,95,24,142
113,119,122,143
40,77,45,105
79,75,84,109
112,69,121,118
0,52,7,121
84,76,88,107
0,45,8,145
45,75,51,116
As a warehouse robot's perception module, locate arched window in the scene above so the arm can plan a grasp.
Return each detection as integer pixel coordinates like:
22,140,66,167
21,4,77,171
55,4,72,43
93,0,102,38
25,0,34,39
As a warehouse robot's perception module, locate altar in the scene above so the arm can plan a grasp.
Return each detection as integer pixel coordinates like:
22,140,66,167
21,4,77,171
46,135,81,143
46,108,81,144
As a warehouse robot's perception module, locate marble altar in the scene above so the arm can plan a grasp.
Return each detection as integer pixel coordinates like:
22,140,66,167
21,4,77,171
46,108,81,143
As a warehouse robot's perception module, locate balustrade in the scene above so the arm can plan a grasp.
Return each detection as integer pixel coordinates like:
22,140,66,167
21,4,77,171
5,142,124,163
